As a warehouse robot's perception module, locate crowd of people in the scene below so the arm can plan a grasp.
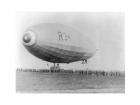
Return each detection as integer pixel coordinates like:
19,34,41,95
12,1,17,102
16,68,124,77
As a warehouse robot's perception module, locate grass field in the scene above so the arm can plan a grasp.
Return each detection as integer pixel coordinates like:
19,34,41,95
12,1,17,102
16,70,125,93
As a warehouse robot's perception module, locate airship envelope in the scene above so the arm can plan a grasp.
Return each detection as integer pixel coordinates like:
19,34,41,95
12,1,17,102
23,23,96,63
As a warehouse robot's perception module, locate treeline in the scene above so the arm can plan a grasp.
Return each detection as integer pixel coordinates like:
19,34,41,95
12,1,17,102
16,68,125,76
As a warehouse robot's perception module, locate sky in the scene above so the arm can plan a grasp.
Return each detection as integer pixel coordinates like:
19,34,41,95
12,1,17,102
16,12,124,71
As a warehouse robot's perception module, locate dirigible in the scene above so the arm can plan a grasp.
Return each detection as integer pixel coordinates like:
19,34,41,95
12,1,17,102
23,23,96,66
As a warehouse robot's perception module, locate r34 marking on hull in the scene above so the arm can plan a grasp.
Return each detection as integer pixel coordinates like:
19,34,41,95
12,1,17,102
57,31,71,41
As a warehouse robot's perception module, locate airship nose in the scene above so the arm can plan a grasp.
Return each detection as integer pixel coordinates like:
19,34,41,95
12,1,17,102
23,33,32,43
23,31,36,46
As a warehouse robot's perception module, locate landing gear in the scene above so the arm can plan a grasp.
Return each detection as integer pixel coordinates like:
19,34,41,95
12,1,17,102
50,63,61,72
81,59,89,70
82,59,87,64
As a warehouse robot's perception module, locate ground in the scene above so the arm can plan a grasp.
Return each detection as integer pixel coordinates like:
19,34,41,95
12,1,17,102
16,70,125,93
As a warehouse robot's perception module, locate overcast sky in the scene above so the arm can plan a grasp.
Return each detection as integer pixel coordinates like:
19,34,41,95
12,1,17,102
17,12,124,71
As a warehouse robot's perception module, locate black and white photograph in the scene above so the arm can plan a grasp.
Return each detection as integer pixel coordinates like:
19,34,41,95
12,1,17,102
16,12,125,93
